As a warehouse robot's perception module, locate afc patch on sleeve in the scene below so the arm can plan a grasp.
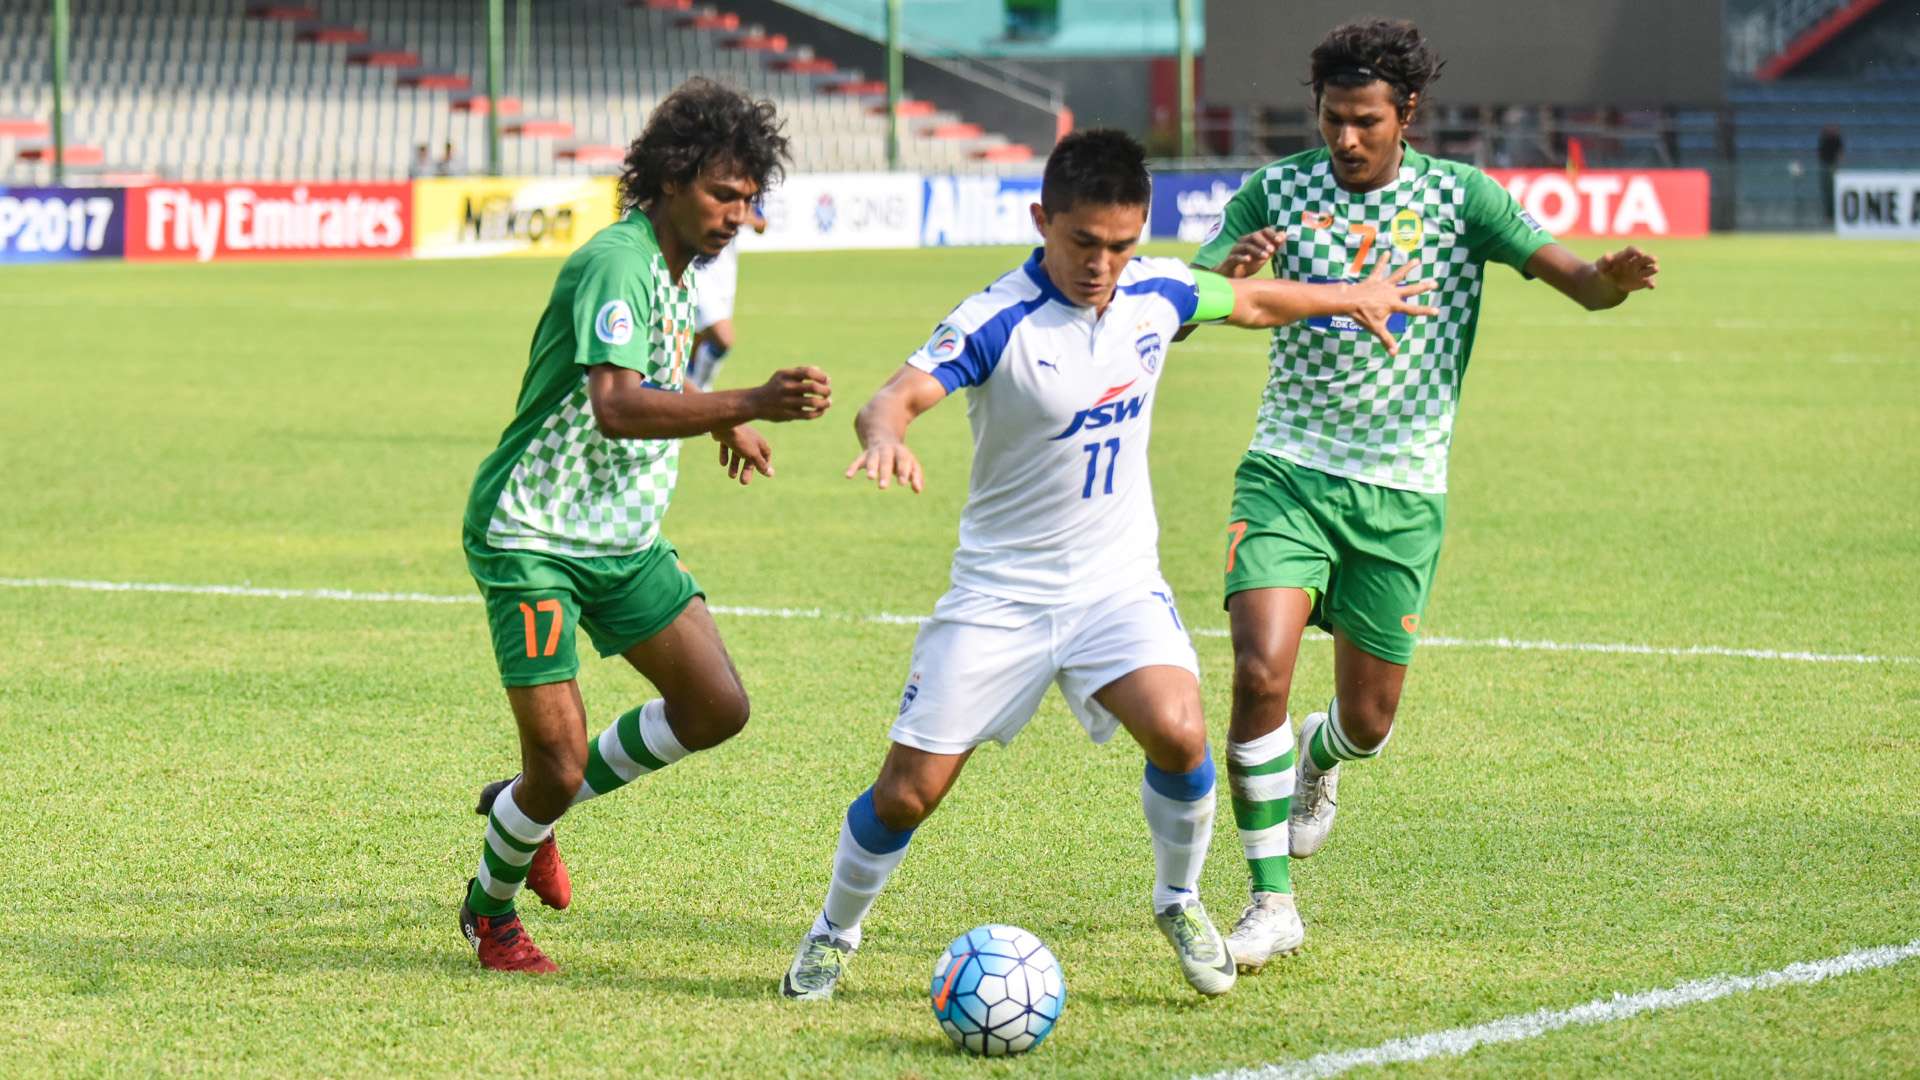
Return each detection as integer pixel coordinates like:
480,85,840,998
595,299,635,346
925,322,965,360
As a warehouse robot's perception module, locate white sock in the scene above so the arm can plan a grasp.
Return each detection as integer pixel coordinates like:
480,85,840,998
1228,717,1295,892
1141,751,1218,911
817,788,914,948
573,699,689,805
474,779,554,908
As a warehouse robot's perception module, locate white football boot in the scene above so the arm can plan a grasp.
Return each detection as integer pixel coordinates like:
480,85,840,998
781,931,852,1001
1154,898,1237,997
1291,712,1341,858
1224,891,1304,973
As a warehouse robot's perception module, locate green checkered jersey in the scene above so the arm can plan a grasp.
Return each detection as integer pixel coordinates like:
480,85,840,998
1196,145,1554,493
465,211,698,557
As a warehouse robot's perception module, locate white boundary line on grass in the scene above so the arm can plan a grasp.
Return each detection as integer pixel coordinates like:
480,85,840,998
1191,937,1920,1080
1,576,1913,666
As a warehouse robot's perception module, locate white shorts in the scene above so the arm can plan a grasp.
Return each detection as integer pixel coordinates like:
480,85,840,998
693,243,738,331
889,579,1201,755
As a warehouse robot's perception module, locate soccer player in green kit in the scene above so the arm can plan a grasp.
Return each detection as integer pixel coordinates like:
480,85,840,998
457,79,832,973
1190,20,1660,970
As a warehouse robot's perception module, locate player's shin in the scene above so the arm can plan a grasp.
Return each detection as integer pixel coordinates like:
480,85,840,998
817,788,916,948
1141,749,1218,911
1228,717,1295,894
468,778,555,916
572,699,688,805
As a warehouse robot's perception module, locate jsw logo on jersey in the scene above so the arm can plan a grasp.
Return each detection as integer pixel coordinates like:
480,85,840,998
1050,380,1149,440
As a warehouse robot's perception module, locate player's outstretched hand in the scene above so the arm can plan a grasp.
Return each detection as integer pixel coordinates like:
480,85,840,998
1351,255,1439,356
1217,227,1283,279
752,366,832,422
715,424,772,486
844,439,924,493
1596,246,1659,293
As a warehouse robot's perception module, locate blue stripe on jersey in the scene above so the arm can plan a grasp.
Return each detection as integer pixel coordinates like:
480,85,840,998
1118,276,1200,324
926,291,1050,392
1144,749,1216,802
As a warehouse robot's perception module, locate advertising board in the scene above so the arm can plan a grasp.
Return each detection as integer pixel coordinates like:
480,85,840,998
1483,169,1709,238
1833,171,1920,238
0,187,125,262
741,172,923,252
124,183,411,262
413,176,618,259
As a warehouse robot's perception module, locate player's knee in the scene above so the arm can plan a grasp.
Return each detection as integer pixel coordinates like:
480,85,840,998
1149,702,1209,773
871,775,940,830
683,685,751,749
1232,650,1294,713
1339,695,1397,751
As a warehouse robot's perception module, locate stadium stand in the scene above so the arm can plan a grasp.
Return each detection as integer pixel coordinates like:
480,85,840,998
0,0,1040,182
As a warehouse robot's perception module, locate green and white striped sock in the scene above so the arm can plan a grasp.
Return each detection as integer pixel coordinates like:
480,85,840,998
1227,717,1295,895
574,699,688,805
467,779,552,917
1305,697,1389,772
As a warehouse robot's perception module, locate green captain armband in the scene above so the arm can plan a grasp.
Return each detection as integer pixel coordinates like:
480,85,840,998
1190,270,1235,324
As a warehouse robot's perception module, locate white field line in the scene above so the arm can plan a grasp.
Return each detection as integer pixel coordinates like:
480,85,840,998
1,576,1912,666
1191,937,1920,1080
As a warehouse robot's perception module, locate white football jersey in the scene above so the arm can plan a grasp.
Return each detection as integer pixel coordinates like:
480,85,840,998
907,250,1202,603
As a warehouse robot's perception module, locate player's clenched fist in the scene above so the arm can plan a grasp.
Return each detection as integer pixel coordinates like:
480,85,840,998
752,365,832,421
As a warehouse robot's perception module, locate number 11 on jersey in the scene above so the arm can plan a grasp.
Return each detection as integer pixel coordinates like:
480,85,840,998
1080,437,1120,499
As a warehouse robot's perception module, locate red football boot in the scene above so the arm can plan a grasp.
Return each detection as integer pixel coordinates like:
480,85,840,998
460,885,559,974
476,776,572,910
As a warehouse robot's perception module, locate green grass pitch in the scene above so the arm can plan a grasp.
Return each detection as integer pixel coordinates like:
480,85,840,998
1,237,1916,1077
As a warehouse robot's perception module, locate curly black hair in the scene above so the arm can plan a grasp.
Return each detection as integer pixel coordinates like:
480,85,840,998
1309,19,1445,117
617,78,790,212
1041,128,1151,214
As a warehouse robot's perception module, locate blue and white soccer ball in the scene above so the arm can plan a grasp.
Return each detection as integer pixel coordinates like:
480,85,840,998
929,924,1065,1056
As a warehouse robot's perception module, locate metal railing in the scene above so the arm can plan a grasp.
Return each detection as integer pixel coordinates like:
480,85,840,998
1726,0,1855,73
773,0,1064,112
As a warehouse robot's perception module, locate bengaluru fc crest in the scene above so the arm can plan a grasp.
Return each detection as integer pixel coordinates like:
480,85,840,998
1135,331,1164,374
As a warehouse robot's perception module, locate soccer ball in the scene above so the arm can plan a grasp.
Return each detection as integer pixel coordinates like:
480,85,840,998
928,924,1065,1056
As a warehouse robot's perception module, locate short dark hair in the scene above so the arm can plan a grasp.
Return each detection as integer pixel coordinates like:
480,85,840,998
618,78,790,212
1309,19,1445,116
1040,128,1151,214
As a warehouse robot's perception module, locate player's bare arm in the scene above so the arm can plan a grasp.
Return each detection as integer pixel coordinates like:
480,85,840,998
587,362,830,440
1221,255,1437,354
1525,243,1660,311
844,365,945,493
1173,226,1284,341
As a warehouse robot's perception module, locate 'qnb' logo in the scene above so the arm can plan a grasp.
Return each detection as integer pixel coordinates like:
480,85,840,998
1050,380,1148,440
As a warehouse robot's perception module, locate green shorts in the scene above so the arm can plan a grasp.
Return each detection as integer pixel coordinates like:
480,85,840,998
1223,451,1446,665
464,531,704,688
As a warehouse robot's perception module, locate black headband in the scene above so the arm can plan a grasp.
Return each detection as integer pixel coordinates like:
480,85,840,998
1318,63,1405,94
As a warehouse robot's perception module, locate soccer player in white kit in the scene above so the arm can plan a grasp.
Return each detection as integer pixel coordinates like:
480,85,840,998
780,130,1434,1001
